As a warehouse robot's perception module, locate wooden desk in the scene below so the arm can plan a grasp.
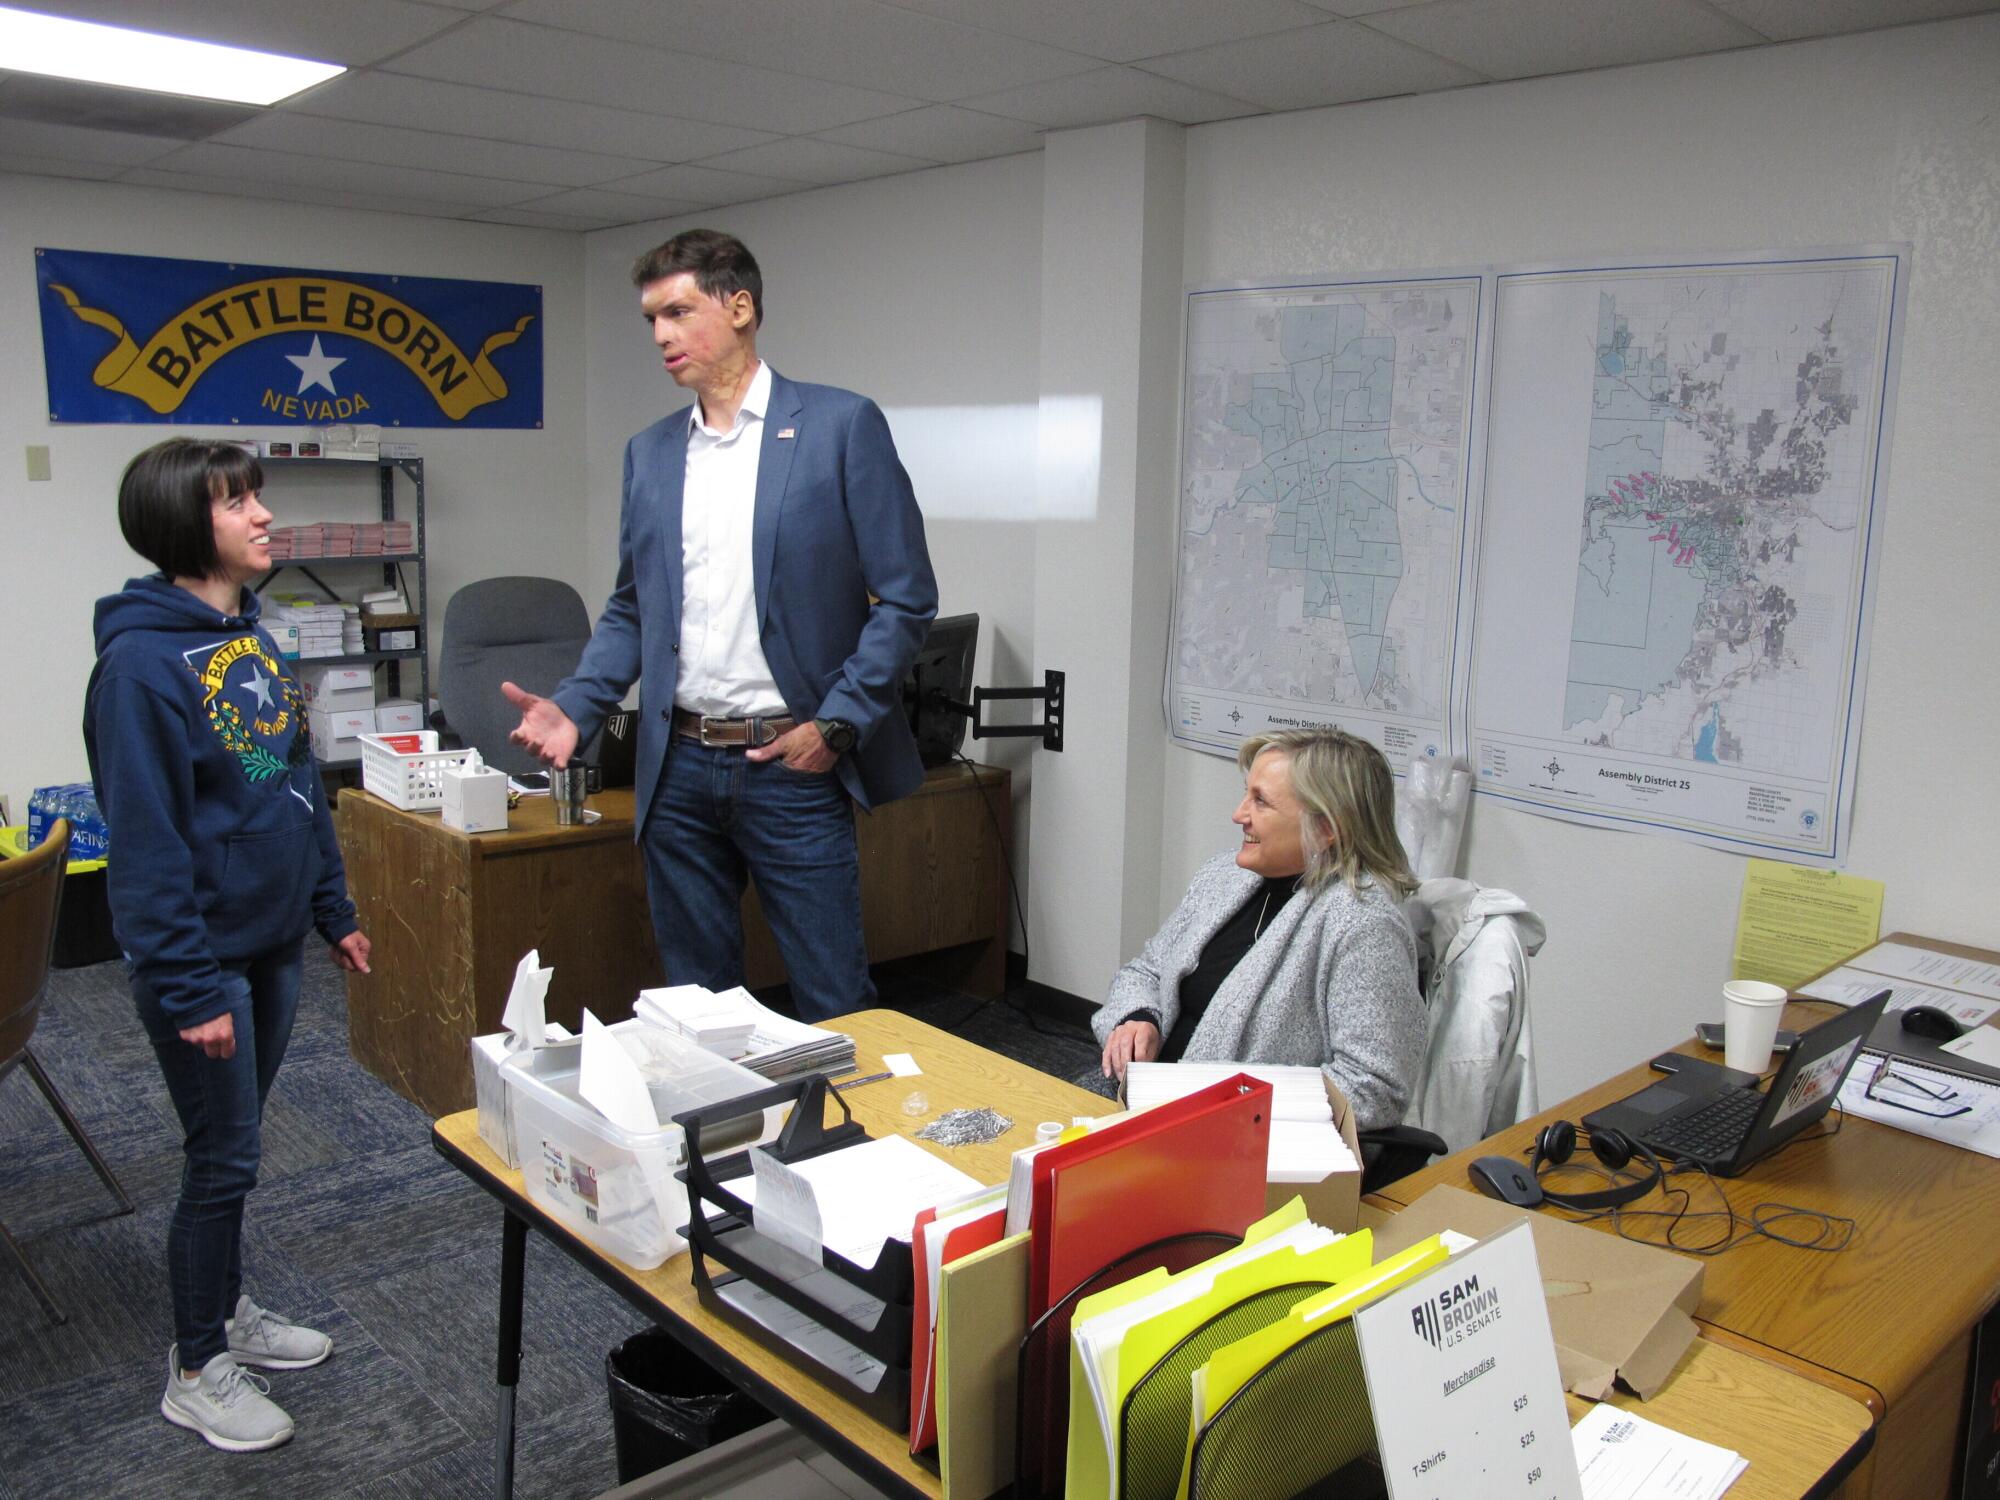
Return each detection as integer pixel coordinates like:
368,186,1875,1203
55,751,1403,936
440,1012,1872,1500
1372,932,2000,1500
341,762,1012,1116
434,1009,1106,1500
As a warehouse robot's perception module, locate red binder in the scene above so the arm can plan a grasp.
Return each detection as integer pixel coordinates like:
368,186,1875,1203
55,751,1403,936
1027,1072,1273,1319
907,1195,1006,1453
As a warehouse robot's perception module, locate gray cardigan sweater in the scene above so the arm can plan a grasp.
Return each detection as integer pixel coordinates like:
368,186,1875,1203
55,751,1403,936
1092,852,1425,1130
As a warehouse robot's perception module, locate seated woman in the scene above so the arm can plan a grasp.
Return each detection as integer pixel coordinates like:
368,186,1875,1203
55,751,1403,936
1094,729,1424,1130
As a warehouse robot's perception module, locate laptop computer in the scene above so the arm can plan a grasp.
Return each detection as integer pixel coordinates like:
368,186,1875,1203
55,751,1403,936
1584,988,1890,1176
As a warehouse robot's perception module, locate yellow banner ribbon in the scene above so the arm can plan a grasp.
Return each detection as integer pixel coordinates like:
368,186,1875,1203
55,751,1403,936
48,276,534,420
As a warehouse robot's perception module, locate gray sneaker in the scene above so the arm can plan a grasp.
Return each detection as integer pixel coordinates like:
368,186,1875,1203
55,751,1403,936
161,1346,295,1452
227,1295,333,1370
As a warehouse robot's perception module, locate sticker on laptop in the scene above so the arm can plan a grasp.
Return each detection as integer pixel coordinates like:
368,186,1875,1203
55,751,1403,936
1769,1038,1861,1129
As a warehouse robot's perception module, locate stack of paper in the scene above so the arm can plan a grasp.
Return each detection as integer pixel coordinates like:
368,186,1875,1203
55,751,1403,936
1570,1404,1747,1498
265,596,348,658
1125,1061,1358,1183
633,983,855,1080
636,983,759,1056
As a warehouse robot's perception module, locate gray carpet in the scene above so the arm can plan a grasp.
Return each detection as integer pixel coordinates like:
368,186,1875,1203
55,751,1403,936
0,955,1101,1499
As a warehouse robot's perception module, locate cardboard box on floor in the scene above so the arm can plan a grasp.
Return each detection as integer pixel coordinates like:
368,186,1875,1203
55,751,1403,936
1371,1183,1703,1400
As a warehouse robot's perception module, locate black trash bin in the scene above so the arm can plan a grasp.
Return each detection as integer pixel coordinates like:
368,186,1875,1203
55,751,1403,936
605,1329,770,1483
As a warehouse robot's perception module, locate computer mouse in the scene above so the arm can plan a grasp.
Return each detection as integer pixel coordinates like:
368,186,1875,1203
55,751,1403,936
1900,1005,1965,1041
1467,1155,1543,1208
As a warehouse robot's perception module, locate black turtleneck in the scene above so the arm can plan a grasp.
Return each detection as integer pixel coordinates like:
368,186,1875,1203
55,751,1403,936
1131,875,1297,1062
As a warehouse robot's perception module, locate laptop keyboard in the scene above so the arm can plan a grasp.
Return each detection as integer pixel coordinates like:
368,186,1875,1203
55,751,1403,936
1647,1086,1764,1161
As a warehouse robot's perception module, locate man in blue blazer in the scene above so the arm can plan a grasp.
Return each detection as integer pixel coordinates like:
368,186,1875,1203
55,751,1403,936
504,230,936,1020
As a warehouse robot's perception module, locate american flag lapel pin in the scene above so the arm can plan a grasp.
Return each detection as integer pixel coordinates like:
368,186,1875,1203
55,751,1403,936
776,426,796,440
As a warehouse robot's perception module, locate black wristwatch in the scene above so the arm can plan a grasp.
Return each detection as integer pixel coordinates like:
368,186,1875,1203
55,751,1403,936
814,717,857,755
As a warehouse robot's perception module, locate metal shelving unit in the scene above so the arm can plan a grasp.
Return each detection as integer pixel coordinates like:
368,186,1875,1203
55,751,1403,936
254,455,429,710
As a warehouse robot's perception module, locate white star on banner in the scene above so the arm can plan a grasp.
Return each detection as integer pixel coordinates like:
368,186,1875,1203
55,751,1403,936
286,335,346,395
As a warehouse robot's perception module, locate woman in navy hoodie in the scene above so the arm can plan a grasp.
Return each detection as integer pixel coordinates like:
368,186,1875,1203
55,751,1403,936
85,438,372,1453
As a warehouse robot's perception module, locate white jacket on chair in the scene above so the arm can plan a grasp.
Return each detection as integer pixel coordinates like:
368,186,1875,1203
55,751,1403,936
1404,879,1546,1153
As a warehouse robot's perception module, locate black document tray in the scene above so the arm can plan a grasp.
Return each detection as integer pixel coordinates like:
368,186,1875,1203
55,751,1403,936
677,1073,914,1428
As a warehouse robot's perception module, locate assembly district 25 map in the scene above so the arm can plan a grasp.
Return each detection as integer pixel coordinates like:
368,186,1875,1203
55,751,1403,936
1169,250,1904,865
1169,275,1484,772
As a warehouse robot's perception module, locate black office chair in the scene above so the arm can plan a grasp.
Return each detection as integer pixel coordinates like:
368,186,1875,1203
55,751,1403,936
432,576,593,777
0,820,136,1324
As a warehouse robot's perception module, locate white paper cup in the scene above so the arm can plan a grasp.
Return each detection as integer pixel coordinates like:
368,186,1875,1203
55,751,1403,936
1722,980,1789,1072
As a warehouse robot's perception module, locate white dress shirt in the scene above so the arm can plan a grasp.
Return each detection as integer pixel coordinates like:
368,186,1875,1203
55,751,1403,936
675,361,787,717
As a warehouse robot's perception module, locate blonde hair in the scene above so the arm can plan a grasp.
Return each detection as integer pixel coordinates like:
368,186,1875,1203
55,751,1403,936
1236,730,1416,898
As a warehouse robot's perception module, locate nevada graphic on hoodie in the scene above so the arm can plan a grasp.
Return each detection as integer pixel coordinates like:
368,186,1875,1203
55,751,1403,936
85,575,357,1028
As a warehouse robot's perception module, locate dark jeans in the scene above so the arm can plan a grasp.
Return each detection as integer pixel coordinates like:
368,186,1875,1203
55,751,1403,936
642,741,872,1023
133,944,302,1369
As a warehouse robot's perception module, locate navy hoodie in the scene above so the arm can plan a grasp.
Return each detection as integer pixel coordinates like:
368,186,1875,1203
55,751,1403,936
84,575,358,1028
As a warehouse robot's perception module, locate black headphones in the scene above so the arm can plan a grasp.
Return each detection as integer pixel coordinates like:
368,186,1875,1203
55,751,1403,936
1468,1120,1664,1211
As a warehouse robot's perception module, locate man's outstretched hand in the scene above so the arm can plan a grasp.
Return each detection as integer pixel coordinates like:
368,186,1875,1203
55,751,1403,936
502,681,580,767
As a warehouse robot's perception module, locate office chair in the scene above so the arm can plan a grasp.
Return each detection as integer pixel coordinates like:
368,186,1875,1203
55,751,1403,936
0,819,136,1324
433,576,593,778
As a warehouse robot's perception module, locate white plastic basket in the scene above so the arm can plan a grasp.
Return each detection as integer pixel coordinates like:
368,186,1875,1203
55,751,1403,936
359,731,478,812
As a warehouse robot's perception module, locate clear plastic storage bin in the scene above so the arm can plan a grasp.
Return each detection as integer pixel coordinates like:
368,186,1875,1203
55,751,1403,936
504,1021,782,1270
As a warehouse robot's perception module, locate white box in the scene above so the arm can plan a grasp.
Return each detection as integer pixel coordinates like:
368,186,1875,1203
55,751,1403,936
309,707,372,762
267,624,300,657
313,686,376,714
505,1022,780,1270
442,763,509,833
377,630,418,651
374,698,424,733
299,664,374,705
471,1033,522,1167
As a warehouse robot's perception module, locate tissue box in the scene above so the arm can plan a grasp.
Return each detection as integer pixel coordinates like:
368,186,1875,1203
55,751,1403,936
471,1033,523,1167
442,763,508,833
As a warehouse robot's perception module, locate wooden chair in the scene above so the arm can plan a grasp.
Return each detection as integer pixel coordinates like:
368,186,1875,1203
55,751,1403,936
0,819,135,1324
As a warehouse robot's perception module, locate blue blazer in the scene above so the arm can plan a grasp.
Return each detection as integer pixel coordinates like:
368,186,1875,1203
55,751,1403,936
553,371,938,824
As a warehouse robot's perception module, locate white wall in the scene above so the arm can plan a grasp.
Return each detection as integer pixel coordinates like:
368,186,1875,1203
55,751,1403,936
1170,18,2000,1097
580,154,1047,937
0,175,586,817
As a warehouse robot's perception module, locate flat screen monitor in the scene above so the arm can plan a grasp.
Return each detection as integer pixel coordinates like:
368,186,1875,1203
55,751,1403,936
904,613,978,766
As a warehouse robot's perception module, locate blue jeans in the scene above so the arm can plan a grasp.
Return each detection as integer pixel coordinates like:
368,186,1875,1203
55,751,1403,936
643,742,872,1022
132,944,302,1369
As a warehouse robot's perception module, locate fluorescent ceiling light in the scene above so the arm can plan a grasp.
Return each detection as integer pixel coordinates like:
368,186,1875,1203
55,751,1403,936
0,5,345,106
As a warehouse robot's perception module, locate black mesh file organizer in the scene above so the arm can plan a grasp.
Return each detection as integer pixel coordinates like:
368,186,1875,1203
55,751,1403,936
676,1074,916,1430
1013,1231,1237,1500
1116,1281,1328,1500
1186,1314,1380,1500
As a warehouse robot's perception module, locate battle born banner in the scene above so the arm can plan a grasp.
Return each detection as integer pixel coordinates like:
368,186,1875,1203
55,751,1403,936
36,247,542,429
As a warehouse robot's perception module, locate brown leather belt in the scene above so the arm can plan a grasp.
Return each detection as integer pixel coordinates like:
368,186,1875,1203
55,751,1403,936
670,708,797,748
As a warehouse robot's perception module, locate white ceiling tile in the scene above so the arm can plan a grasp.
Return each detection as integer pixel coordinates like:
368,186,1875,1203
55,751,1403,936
962,65,1261,128
467,205,616,231
1706,0,1997,42
600,161,809,207
287,72,774,161
499,0,1098,100
39,0,468,67
814,105,1045,163
383,16,921,134
0,152,126,181
1141,19,1483,108
0,117,188,166
881,0,1334,64
144,141,545,207
119,166,491,220
508,186,709,220
213,112,655,186
696,137,931,185
1365,0,1765,81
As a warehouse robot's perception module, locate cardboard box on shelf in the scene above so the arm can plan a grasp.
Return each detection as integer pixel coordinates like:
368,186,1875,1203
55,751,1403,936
308,707,373,763
298,664,375,705
374,699,424,733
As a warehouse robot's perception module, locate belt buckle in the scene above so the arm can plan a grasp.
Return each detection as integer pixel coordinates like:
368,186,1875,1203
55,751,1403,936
697,714,734,747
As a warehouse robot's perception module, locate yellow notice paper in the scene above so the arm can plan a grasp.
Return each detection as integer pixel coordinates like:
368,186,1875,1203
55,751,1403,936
1732,859,1884,990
